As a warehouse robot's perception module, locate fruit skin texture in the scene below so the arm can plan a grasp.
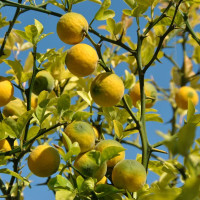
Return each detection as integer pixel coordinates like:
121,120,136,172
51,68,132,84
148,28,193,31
0,76,14,107
32,71,54,95
95,140,125,167
175,86,199,110
112,159,146,192
57,12,88,45
65,44,98,77
0,139,11,152
74,150,107,181
28,144,60,177
130,82,157,108
90,72,124,107
64,121,96,153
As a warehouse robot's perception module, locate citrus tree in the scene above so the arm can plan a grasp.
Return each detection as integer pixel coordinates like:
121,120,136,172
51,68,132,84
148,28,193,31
0,0,200,199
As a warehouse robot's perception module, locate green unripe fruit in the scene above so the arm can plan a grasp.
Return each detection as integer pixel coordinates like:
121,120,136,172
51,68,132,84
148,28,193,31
32,71,54,95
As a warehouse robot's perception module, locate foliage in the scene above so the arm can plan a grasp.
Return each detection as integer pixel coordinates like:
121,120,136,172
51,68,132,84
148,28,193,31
0,0,200,199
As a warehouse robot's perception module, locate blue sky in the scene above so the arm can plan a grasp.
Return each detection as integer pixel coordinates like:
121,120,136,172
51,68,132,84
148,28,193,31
0,1,196,199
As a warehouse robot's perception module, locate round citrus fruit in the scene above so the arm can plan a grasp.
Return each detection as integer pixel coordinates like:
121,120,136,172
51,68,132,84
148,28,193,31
28,144,60,177
64,121,96,153
0,139,11,152
74,150,107,181
65,44,98,77
95,140,125,167
32,71,54,95
112,159,146,192
57,12,88,45
130,82,157,108
0,76,14,107
175,86,199,110
90,72,124,107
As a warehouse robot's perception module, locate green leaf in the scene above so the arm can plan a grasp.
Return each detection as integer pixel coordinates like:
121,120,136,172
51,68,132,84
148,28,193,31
0,168,29,183
0,123,5,140
177,123,196,156
4,60,23,83
95,184,124,198
76,175,84,191
2,118,18,138
106,18,122,35
48,175,74,191
124,70,135,89
175,176,200,200
77,91,92,106
57,94,70,115
88,0,102,4
72,111,92,121
95,0,115,20
17,110,34,138
145,113,163,123
14,30,30,42
25,25,38,44
131,4,149,17
34,19,43,36
100,146,126,164
123,0,136,9
64,142,81,161
55,189,76,200
27,126,40,141
113,120,123,139
187,99,195,122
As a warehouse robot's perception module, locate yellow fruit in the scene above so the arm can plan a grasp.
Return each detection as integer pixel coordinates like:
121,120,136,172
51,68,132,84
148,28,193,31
64,121,96,153
74,150,107,181
130,82,157,108
93,126,99,140
31,94,38,109
0,76,14,107
112,160,146,192
0,139,11,152
32,71,54,95
57,12,88,45
65,43,98,77
96,176,107,185
175,86,199,110
3,98,26,117
28,144,60,177
90,72,124,107
95,140,125,168
0,49,11,64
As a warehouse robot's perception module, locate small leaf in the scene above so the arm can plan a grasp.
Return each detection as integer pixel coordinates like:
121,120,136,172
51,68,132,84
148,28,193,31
2,118,18,138
48,175,74,191
187,99,195,122
34,19,43,35
64,142,81,161
89,0,102,4
95,0,115,20
17,110,34,138
145,113,163,123
177,123,196,156
77,91,92,106
55,189,76,200
57,94,70,115
123,0,136,9
0,168,29,183
101,146,126,164
113,120,123,139
4,60,23,83
27,126,40,141
95,184,124,198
